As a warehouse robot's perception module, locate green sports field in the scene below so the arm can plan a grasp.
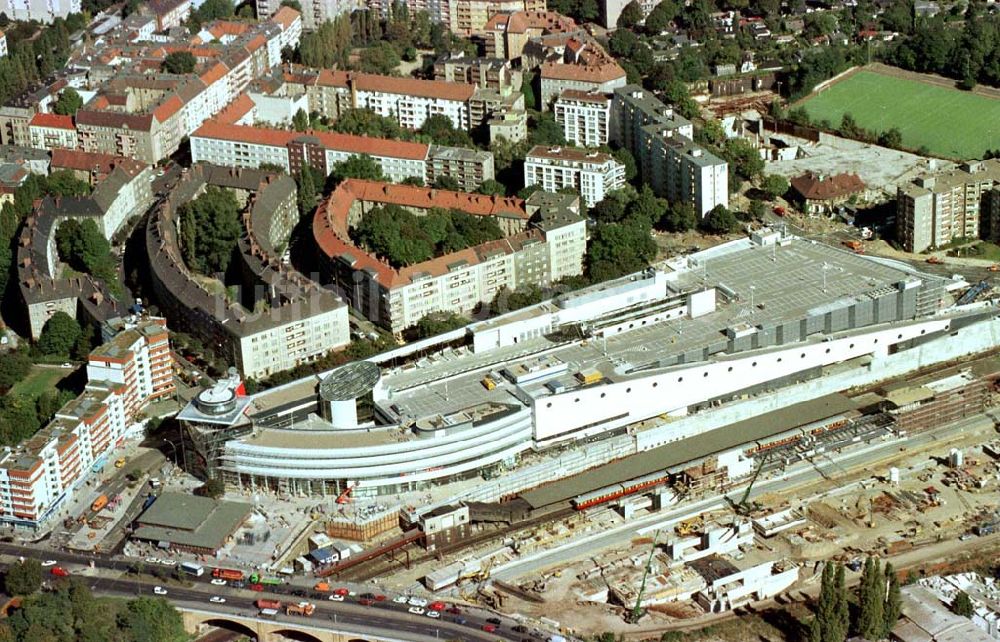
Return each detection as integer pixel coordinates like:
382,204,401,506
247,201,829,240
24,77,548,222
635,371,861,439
800,69,1000,159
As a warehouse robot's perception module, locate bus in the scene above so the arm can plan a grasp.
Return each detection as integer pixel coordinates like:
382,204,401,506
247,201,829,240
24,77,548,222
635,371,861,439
179,562,204,577
258,608,279,619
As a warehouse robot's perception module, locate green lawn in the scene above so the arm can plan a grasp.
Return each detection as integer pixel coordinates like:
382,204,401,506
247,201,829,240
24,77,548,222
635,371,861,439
800,70,1000,159
9,367,70,399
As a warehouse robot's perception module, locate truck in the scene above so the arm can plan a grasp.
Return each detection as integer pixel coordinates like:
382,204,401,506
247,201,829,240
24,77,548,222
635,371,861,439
925,256,944,265
313,581,331,592
286,602,315,617
575,368,603,385
212,567,245,581
91,495,108,512
179,562,204,577
255,599,282,610
842,240,864,254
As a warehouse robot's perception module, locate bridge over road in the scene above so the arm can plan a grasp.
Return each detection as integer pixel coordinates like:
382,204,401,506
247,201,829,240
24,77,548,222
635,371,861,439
180,605,447,642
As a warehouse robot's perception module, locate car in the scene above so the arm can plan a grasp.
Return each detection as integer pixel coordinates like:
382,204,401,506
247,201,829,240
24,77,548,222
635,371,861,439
144,557,161,565
60,362,73,369
50,566,69,577
429,601,446,612
328,594,344,602
408,607,425,615
486,617,502,626
248,583,263,592
230,580,245,589
426,610,440,619
453,616,467,625
374,594,386,601
40,560,57,567
407,596,428,607
513,625,528,633
153,586,167,595
210,579,227,586
159,559,176,567
209,596,226,604
114,458,126,468
333,588,350,596
360,592,375,600
292,589,307,597
358,598,374,606
482,624,497,633
446,606,462,615
393,595,409,604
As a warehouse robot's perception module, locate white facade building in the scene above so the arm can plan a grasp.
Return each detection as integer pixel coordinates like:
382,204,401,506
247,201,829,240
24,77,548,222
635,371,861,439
0,0,80,22
524,145,625,207
554,89,611,148
28,113,78,151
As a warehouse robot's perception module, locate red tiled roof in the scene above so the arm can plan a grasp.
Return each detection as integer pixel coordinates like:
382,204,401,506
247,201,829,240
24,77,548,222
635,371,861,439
199,61,229,86
791,172,866,201
271,6,301,29
313,179,532,288
215,94,255,125
244,34,267,52
29,113,75,130
152,95,184,122
486,10,576,34
317,71,476,102
540,61,626,83
50,149,148,175
191,121,430,160
557,89,611,104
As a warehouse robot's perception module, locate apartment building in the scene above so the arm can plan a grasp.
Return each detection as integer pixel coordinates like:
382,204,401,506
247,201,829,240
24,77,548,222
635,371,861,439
433,55,519,93
483,10,578,60
611,85,728,216
0,318,173,529
446,0,546,33
896,159,1000,253
87,317,176,418
191,121,495,189
147,164,350,380
0,0,79,22
524,145,625,207
27,113,78,151
145,0,191,30
539,39,627,108
257,0,356,30
554,89,611,148
314,180,587,332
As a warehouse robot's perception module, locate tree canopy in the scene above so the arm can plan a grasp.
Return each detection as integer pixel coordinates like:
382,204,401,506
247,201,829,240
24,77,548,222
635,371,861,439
617,0,644,29
351,204,504,268
330,154,385,184
55,219,117,286
161,51,196,74
700,204,739,235
37,312,82,357
585,188,657,283
179,186,242,275
3,559,42,596
52,88,82,116
0,351,31,392
418,114,474,148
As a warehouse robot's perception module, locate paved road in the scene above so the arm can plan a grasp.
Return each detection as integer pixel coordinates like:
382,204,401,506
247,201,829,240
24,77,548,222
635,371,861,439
0,545,548,642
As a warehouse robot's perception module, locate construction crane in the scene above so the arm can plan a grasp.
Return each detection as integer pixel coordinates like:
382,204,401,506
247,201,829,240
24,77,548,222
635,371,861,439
626,529,660,624
726,457,766,517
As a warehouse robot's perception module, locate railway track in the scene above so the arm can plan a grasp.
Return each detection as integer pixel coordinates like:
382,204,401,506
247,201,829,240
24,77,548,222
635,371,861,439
339,505,575,582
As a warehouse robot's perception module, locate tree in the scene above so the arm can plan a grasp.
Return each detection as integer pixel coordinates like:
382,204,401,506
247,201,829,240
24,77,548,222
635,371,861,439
858,557,885,640
410,312,467,338
55,219,116,284
529,113,566,146
883,562,902,638
878,127,903,149
418,114,473,148
617,0,643,28
0,351,31,392
38,312,82,357
161,51,196,74
644,0,678,32
612,147,637,182
587,220,656,282
46,170,91,198
3,559,42,596
809,562,848,642
51,88,82,116
659,201,697,232
358,41,400,74
280,0,301,8
476,179,506,196
953,591,974,617
749,199,767,220
700,205,738,234
762,174,789,199
330,154,384,183
292,108,309,132
118,596,186,641
178,186,241,274
432,175,462,191
196,478,225,499
296,165,321,217
722,138,765,183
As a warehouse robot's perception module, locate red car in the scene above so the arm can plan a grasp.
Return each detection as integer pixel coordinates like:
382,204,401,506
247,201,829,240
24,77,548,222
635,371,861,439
446,606,462,615
374,594,387,601
429,601,446,612
482,624,497,633
50,566,69,577
248,583,263,592
358,598,374,606
333,587,350,596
